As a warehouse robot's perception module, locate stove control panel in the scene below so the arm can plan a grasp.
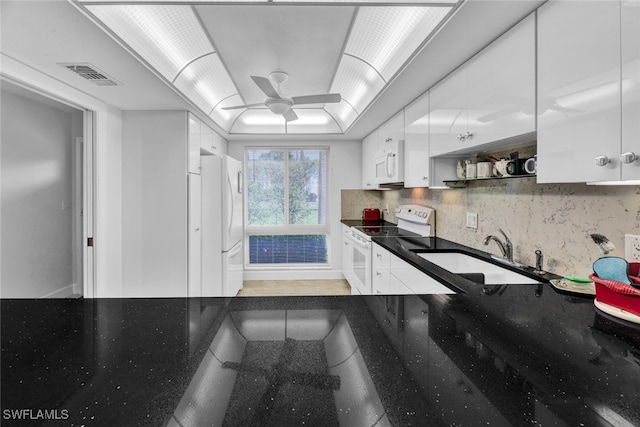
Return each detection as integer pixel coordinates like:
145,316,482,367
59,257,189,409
395,205,435,224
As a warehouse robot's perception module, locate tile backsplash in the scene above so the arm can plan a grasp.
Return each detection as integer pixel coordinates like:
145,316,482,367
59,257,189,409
342,181,640,278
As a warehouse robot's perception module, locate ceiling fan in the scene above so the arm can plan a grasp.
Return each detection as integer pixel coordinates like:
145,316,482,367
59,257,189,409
222,71,341,122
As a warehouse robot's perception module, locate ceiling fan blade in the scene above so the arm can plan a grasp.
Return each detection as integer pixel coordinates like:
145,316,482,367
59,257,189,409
222,103,264,110
283,109,298,122
251,76,280,99
292,94,341,105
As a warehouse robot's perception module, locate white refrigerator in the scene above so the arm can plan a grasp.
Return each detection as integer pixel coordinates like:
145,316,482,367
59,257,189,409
201,155,244,297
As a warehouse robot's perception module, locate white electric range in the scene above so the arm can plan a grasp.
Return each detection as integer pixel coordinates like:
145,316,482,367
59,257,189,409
345,204,435,295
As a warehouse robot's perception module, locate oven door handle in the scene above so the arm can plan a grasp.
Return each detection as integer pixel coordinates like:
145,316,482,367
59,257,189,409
350,235,371,249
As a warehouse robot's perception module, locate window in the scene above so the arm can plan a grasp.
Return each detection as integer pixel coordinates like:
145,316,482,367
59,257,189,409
245,148,329,266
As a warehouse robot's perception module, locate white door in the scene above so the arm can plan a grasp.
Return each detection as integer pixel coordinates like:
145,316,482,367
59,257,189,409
222,156,243,251
188,174,202,297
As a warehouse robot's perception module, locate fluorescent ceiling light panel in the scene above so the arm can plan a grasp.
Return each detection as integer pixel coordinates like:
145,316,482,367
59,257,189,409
234,110,286,134
87,5,213,81
324,101,358,131
346,6,451,81
82,1,458,135
173,53,237,114
81,0,457,3
331,54,385,115
211,94,245,131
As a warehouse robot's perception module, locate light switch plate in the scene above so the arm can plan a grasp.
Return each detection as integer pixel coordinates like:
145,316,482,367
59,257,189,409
466,212,478,229
625,234,640,261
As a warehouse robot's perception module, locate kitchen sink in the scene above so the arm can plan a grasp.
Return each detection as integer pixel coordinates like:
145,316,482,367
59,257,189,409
417,252,541,284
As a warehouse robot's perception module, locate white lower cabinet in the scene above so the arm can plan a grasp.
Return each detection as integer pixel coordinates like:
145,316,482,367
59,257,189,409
390,254,455,294
371,243,456,295
342,224,355,291
372,243,391,294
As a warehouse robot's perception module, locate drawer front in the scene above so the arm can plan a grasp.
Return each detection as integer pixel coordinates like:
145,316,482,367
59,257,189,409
390,254,455,294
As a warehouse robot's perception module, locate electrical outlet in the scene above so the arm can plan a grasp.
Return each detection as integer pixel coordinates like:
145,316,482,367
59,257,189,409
625,234,640,261
466,212,478,229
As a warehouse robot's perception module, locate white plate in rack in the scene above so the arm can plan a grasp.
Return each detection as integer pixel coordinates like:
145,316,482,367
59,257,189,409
594,299,640,325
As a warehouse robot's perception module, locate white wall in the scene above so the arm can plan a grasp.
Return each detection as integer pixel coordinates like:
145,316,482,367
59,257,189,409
1,90,77,297
227,139,362,280
121,111,188,297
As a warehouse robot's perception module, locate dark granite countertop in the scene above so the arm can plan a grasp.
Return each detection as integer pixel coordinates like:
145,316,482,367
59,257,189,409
2,289,640,426
340,219,397,228
3,228,640,425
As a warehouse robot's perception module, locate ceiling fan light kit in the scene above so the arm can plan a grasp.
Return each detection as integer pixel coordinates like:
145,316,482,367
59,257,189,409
222,71,342,122
265,96,293,115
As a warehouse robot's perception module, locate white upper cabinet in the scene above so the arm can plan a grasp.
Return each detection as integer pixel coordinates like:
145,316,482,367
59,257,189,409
190,113,228,169
362,129,378,189
188,113,201,174
429,63,468,157
537,0,639,183
378,110,405,149
200,120,228,157
621,0,640,181
430,14,536,157
404,92,430,187
466,14,535,147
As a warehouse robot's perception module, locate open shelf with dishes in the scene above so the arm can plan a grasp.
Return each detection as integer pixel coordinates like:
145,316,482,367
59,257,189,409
429,143,538,189
443,174,536,188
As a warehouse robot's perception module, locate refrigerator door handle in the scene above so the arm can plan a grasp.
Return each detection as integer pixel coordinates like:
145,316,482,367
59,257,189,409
237,170,243,194
227,173,234,235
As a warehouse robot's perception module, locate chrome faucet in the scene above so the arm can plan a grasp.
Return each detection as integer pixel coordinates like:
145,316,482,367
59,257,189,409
483,229,513,262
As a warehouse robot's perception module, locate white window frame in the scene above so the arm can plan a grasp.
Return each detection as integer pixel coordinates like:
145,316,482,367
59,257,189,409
244,146,330,269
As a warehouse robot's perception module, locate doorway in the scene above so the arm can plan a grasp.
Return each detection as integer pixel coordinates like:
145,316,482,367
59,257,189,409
0,79,92,298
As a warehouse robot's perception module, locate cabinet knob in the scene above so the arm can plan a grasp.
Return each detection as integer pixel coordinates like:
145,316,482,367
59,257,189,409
594,155,610,167
422,176,428,181
376,271,382,276
464,131,473,140
457,134,465,141
620,152,638,164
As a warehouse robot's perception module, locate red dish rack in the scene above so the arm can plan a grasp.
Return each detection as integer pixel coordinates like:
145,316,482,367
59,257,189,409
589,262,640,317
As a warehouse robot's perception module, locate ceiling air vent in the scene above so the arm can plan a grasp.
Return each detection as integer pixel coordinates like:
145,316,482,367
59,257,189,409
58,63,121,86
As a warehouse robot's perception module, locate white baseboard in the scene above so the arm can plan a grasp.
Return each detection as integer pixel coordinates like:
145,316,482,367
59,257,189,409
40,283,77,299
243,269,346,281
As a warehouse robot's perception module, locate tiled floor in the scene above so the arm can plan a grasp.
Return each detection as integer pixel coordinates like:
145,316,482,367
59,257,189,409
237,280,351,296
